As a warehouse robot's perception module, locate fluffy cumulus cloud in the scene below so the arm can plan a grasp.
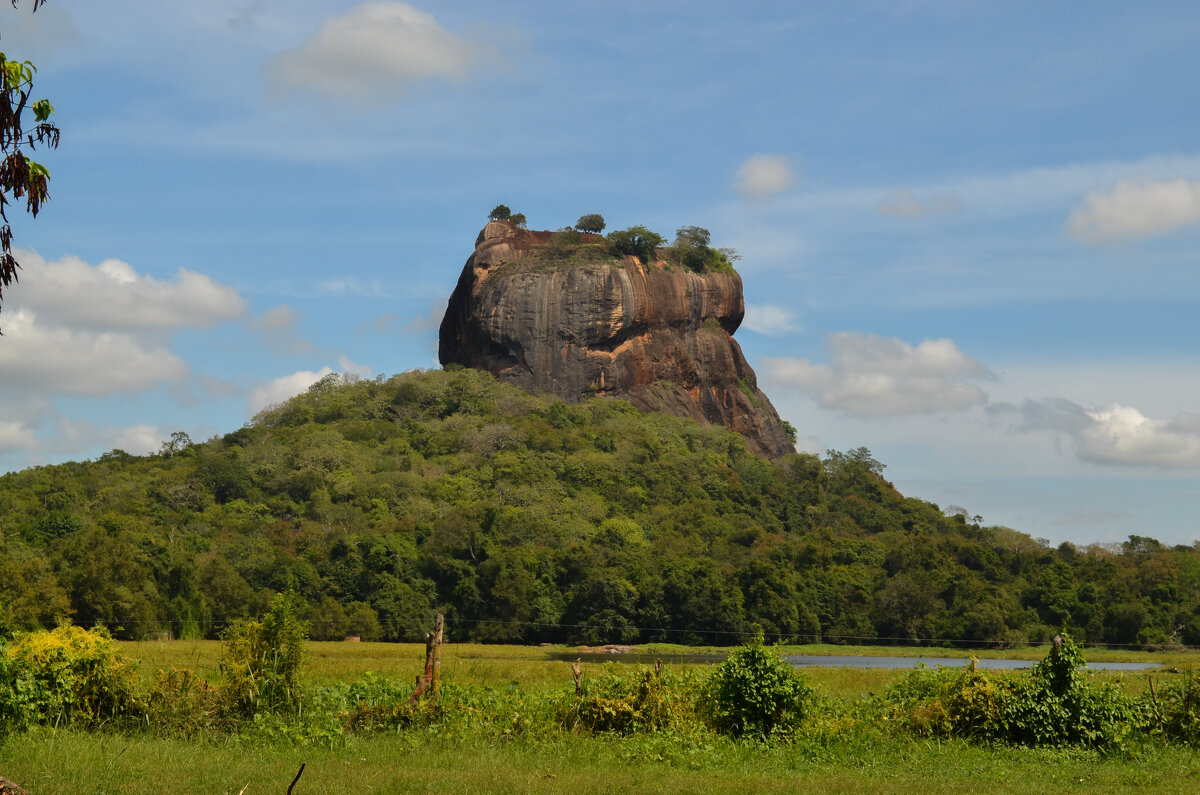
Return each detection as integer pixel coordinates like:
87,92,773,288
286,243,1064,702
0,250,248,471
50,419,170,459
248,355,374,414
0,308,188,395
742,304,800,336
266,2,494,103
247,366,335,415
991,398,1200,468
1066,178,1200,243
0,252,247,397
14,251,246,330
0,421,36,453
876,187,959,219
764,332,989,416
733,154,797,200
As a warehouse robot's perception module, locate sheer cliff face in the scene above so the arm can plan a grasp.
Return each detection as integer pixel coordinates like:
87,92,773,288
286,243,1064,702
439,221,796,459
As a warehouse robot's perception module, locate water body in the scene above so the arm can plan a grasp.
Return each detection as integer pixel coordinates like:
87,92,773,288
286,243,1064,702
783,654,1157,671
550,651,1157,671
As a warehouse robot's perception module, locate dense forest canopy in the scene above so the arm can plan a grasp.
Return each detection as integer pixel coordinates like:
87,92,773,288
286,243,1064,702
1,368,1196,647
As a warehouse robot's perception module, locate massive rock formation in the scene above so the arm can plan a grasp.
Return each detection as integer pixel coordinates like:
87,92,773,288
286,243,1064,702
439,221,796,458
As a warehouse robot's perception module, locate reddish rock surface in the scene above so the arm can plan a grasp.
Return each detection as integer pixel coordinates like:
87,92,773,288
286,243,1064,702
439,221,796,459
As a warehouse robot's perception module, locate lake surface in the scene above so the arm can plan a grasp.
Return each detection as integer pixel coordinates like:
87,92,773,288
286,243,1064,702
783,654,1157,671
550,651,1158,671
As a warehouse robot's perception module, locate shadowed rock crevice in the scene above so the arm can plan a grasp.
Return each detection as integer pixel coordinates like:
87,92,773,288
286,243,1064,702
439,221,796,459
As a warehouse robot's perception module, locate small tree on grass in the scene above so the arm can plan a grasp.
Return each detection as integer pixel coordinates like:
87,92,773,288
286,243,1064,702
697,632,813,739
575,213,606,234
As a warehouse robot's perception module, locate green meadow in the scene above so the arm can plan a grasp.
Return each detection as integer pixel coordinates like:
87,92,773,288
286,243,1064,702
3,637,1199,794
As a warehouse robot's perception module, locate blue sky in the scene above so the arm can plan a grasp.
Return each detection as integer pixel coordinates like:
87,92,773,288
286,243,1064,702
2,1,1198,545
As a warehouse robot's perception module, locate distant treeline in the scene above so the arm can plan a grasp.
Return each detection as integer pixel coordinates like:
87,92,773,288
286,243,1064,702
1,368,1196,647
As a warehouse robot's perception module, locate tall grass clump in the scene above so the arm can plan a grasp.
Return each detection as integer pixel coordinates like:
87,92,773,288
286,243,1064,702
1153,672,1200,746
218,590,308,718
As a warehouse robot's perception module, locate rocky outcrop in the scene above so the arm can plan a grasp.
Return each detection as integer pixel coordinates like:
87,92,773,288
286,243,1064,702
439,221,796,458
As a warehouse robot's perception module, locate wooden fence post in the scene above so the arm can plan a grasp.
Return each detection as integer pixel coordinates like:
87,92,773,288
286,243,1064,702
406,613,445,706
431,613,443,701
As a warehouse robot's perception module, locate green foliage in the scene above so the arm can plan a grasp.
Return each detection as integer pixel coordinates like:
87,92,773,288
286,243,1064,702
0,15,61,317
697,634,814,738
1004,634,1145,749
669,226,737,274
885,635,1147,750
558,667,689,734
606,225,664,262
0,551,71,633
487,204,511,221
218,591,309,718
0,367,1197,652
0,625,140,733
143,666,222,738
509,212,527,228
1155,673,1200,745
575,213,606,234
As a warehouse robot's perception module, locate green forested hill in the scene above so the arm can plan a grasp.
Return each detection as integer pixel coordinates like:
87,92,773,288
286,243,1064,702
1,367,1196,647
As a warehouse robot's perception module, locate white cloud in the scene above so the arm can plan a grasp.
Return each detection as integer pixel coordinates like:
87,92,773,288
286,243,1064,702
247,366,334,414
0,308,188,395
14,251,246,330
106,424,171,457
338,354,374,379
0,422,36,453
764,332,989,416
247,355,373,414
265,2,494,104
993,398,1200,468
742,304,800,336
52,418,176,458
1066,178,1200,243
734,154,797,200
876,187,958,218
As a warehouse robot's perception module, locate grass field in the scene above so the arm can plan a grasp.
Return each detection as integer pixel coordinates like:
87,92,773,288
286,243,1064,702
4,727,1200,794
1,640,1196,793
113,638,1195,698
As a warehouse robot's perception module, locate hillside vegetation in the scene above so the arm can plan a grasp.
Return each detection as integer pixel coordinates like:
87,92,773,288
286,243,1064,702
1,368,1197,647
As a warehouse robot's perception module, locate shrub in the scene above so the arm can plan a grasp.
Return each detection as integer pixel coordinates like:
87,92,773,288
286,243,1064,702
697,634,813,738
0,624,141,733
607,225,664,263
219,590,309,718
1003,634,1146,749
884,635,1147,750
558,667,686,734
669,226,737,274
